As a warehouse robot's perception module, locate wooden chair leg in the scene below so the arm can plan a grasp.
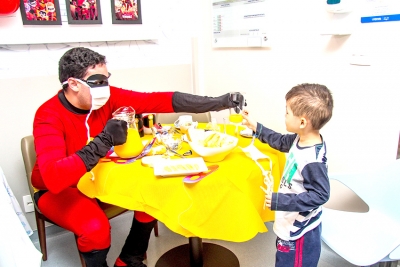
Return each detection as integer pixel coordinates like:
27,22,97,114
78,253,87,267
75,235,87,267
154,220,159,237
377,261,399,267
35,211,48,261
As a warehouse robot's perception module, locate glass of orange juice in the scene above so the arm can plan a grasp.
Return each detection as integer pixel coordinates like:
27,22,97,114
180,121,196,136
112,106,144,158
228,112,243,137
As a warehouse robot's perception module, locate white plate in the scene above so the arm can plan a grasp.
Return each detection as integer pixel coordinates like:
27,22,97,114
153,157,208,177
141,155,165,168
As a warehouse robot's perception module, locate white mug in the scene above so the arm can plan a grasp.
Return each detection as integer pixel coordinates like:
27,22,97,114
174,115,193,128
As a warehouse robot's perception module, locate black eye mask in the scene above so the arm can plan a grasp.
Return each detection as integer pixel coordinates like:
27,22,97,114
85,73,111,88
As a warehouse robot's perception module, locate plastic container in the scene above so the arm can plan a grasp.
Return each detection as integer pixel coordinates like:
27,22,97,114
205,117,220,132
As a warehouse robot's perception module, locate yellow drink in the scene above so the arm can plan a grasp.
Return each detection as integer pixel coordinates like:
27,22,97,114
229,114,243,124
114,128,144,158
180,125,189,135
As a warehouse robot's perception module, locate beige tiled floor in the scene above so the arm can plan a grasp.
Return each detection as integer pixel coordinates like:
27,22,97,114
31,211,361,267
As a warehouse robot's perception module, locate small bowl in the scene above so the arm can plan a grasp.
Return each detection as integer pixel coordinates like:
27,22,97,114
187,129,238,162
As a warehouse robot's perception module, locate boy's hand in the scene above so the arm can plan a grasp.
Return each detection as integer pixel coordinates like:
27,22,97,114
265,191,272,209
241,109,257,132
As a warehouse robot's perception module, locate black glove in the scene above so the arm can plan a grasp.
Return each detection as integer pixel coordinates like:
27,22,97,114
172,92,246,113
229,92,246,113
102,119,128,146
76,119,127,171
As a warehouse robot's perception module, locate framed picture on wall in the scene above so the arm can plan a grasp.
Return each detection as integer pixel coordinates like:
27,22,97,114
397,133,400,159
66,0,102,24
20,0,62,25
111,0,142,24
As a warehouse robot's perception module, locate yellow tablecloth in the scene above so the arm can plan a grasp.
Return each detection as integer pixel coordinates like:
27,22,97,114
78,126,285,243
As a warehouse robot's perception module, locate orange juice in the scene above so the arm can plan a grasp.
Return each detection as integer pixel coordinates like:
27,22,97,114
114,128,144,158
180,125,189,135
180,121,192,135
229,114,243,124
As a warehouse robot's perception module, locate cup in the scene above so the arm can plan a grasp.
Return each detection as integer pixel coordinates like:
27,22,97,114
223,117,237,136
142,113,156,135
180,121,198,135
174,115,193,128
135,114,144,137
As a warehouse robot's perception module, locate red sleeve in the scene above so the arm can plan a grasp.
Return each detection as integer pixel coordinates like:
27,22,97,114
32,100,88,194
108,86,175,114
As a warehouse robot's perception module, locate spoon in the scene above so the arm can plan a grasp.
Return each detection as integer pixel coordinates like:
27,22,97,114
168,149,192,158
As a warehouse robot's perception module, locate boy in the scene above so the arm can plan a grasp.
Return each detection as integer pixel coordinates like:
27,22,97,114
242,83,333,267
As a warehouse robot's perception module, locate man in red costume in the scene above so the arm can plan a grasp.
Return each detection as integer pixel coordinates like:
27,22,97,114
32,47,243,267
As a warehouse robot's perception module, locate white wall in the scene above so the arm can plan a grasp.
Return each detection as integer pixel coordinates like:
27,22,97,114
200,0,400,173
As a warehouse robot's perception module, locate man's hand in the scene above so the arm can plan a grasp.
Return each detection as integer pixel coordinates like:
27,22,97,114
228,92,246,113
76,119,127,171
102,119,127,146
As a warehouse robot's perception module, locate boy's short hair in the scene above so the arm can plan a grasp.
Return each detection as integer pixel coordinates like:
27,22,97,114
285,83,333,130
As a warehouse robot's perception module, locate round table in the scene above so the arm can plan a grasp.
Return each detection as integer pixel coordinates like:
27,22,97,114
78,125,286,266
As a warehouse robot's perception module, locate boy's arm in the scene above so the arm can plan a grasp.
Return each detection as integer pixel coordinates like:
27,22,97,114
255,123,297,153
270,162,330,211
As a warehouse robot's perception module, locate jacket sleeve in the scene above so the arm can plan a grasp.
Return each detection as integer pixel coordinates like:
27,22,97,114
172,92,238,113
255,123,297,153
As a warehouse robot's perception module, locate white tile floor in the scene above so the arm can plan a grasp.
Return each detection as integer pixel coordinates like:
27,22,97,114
28,211,365,267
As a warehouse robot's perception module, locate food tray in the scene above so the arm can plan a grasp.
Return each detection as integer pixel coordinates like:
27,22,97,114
153,157,208,177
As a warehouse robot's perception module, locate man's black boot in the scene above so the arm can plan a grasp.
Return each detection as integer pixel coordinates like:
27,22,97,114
80,247,110,267
114,218,157,267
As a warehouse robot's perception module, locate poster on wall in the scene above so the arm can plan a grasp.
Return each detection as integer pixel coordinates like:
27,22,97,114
66,0,102,24
361,0,400,23
111,0,142,24
20,0,62,25
212,0,270,47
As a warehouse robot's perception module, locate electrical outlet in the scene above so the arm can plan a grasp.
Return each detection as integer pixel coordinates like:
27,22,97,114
23,195,34,213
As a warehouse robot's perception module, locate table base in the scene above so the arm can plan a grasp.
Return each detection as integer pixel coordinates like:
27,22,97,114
155,240,239,267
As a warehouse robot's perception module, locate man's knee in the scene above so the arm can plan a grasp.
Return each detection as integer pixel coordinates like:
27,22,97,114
77,217,111,252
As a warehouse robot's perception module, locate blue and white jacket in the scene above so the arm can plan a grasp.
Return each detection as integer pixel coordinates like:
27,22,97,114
255,123,330,241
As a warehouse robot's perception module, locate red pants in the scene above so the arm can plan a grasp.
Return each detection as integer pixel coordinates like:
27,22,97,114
37,187,154,252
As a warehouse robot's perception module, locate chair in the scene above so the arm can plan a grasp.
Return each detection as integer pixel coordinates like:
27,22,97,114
321,159,400,267
155,112,211,124
21,135,158,266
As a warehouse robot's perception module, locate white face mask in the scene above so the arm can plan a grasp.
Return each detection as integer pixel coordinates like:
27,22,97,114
88,84,110,110
74,79,110,110
63,73,111,110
